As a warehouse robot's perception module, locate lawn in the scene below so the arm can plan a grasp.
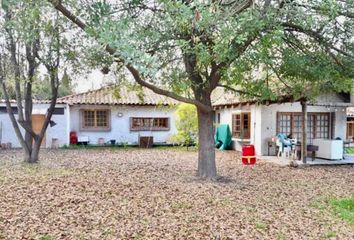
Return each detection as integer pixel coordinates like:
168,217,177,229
0,148,353,240
345,147,354,154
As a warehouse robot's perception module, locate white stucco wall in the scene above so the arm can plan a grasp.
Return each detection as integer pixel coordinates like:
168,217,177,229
0,103,69,148
215,104,262,152
258,103,347,156
69,105,177,145
216,96,348,156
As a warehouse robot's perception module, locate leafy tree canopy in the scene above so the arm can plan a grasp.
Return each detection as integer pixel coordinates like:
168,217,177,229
48,0,354,178
71,0,354,104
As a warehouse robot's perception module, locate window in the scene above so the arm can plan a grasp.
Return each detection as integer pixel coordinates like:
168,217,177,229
131,117,169,131
290,114,315,143
277,112,331,143
232,112,251,139
316,113,330,139
278,113,292,136
81,109,110,131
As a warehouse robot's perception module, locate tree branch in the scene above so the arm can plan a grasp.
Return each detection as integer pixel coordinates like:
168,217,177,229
282,22,354,58
217,84,261,98
49,0,87,30
48,0,211,111
4,10,25,122
37,15,61,143
294,3,354,19
126,64,212,112
0,81,30,152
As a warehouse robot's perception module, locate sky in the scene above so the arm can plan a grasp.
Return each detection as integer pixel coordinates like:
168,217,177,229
73,70,106,93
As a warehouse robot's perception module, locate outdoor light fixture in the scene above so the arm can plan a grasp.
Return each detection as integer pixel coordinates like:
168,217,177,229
49,120,57,127
117,112,123,117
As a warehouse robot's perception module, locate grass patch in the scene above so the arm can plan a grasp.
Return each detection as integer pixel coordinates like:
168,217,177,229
37,234,55,240
345,147,354,154
276,232,286,240
330,197,354,224
153,145,198,152
60,144,138,150
309,200,327,210
255,222,267,231
324,230,337,238
60,144,198,151
172,201,193,210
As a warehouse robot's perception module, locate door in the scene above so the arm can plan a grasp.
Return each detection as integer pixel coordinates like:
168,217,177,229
32,114,46,147
347,122,354,140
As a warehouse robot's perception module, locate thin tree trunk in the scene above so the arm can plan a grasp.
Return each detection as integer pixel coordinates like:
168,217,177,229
197,107,217,179
28,140,41,163
301,100,307,163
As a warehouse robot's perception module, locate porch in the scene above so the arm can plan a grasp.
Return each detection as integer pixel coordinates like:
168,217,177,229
259,154,354,166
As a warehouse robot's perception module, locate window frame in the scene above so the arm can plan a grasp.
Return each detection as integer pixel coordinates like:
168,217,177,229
130,117,170,131
80,109,111,131
276,112,332,143
232,112,251,139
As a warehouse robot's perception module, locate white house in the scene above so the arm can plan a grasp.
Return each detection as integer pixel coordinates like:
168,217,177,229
0,86,178,148
213,92,351,156
0,101,69,148
1,85,352,157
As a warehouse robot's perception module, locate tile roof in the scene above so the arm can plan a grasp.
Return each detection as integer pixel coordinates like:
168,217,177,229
56,86,179,106
0,99,51,104
0,87,247,107
211,88,252,107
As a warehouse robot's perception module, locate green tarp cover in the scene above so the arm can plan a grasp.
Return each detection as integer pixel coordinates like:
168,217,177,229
214,124,232,150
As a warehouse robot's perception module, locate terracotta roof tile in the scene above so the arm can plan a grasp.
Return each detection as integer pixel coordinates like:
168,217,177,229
211,88,250,107
56,86,179,106
0,99,51,104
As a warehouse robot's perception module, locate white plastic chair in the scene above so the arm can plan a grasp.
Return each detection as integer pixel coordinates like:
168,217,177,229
276,139,284,157
277,137,297,158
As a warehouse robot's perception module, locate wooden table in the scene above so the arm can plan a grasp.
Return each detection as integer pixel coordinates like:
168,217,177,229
295,144,319,161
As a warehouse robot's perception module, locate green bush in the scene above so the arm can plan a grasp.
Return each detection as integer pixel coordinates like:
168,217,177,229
172,103,198,146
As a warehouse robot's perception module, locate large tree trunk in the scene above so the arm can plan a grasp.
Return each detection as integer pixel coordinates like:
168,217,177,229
301,100,307,163
197,107,217,179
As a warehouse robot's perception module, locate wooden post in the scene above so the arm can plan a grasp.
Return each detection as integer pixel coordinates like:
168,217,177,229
301,100,308,163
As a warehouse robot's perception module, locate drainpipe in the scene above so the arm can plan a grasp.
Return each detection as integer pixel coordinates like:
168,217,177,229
66,104,70,145
301,100,308,164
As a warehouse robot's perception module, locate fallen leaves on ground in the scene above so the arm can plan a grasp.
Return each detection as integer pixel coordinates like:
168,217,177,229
0,148,353,239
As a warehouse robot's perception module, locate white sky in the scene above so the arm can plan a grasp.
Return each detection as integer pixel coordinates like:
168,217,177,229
73,70,106,93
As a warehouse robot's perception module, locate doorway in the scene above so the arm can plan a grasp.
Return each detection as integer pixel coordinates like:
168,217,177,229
32,114,46,147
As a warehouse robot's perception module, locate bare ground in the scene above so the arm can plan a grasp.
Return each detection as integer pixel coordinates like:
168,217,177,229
0,148,353,240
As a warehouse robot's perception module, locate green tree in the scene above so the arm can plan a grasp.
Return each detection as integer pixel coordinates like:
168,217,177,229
58,69,74,97
0,0,83,163
173,103,198,147
49,0,354,178
32,69,75,100
236,40,354,163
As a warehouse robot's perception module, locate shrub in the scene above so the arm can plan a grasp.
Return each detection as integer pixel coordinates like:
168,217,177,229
172,103,198,146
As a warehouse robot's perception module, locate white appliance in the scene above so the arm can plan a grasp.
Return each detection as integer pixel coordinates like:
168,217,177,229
312,139,343,160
